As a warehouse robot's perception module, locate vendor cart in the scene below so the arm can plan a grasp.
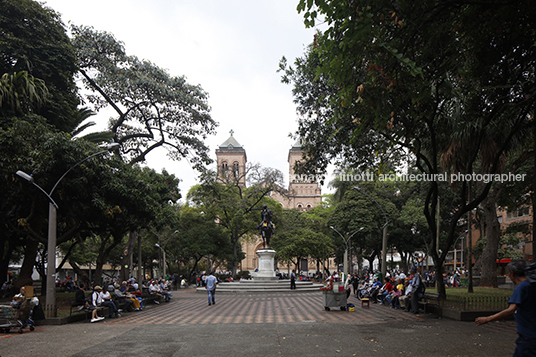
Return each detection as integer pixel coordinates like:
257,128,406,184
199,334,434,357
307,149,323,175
0,304,35,334
321,290,348,311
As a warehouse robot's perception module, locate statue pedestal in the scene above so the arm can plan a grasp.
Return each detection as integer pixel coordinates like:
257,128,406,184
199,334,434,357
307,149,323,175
255,248,277,280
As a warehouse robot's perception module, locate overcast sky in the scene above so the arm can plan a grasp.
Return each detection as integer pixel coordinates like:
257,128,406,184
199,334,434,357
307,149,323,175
42,0,332,199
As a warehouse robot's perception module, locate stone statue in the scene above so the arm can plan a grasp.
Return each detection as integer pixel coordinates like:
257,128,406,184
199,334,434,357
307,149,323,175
258,204,274,248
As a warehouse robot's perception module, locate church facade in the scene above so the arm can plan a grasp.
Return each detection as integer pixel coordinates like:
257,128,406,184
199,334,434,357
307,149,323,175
215,132,335,274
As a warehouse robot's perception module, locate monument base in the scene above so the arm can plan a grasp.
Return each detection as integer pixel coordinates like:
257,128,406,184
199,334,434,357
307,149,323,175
255,248,277,280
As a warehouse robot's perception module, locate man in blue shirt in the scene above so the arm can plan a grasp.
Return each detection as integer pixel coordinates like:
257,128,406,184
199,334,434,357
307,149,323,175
475,260,536,356
205,272,218,306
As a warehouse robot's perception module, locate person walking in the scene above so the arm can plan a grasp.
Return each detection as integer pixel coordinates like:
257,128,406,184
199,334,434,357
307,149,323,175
290,270,296,290
475,260,536,356
205,272,218,306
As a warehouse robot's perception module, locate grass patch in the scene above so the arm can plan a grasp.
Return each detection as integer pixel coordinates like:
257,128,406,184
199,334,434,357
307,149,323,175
425,287,512,311
426,287,513,299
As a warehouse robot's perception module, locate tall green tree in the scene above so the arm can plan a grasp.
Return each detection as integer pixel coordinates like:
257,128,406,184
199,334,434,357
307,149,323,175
0,0,80,131
170,206,232,281
272,208,334,273
284,0,536,298
70,25,217,167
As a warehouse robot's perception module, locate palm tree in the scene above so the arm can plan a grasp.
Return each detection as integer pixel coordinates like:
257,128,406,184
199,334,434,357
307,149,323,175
0,71,48,113
70,107,114,144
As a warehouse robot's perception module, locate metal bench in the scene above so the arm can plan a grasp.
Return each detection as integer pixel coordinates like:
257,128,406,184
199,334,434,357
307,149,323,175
418,293,441,314
69,301,91,321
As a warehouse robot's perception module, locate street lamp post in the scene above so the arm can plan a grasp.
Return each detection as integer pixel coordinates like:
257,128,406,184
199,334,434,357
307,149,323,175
155,243,166,278
354,186,388,280
329,226,364,275
16,143,119,317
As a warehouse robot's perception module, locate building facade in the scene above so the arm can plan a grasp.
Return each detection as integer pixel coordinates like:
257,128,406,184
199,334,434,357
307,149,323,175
215,133,334,274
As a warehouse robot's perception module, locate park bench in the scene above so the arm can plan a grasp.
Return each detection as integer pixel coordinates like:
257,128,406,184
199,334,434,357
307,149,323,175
141,287,159,305
69,300,90,321
69,301,106,322
418,292,441,314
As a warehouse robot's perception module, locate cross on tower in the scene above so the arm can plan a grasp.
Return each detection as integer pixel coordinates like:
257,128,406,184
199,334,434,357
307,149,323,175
229,129,234,136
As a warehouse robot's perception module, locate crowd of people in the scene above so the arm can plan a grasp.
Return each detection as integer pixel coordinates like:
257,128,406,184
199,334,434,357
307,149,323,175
64,275,185,323
73,278,146,323
322,266,429,314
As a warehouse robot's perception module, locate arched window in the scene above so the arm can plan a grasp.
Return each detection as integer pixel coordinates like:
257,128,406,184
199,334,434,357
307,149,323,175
221,162,228,177
233,162,240,178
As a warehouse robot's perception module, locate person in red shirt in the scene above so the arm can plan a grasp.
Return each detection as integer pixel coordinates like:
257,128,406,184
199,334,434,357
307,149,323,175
379,277,394,305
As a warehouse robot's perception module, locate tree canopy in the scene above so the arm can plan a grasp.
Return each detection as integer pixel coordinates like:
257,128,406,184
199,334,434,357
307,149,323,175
71,25,218,167
0,0,80,131
284,0,536,298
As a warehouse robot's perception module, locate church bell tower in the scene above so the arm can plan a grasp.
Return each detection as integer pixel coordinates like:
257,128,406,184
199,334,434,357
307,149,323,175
215,130,247,186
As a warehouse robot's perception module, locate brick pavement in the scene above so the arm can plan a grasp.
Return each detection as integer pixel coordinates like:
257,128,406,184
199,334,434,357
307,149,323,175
110,289,418,326
104,288,516,335
0,288,519,357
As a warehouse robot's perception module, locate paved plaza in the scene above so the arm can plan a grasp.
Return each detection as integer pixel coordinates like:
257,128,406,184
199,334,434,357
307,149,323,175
0,288,517,357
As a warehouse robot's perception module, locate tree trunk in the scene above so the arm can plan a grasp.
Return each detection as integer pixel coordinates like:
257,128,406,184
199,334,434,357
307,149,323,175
69,260,89,286
121,231,136,281
479,194,502,287
94,251,106,287
434,258,446,299
356,247,363,276
231,225,239,278
0,237,15,287
15,239,39,291
36,248,46,295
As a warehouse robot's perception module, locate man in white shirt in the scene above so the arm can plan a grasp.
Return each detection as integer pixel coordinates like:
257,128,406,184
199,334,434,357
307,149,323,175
100,286,120,318
148,281,162,304
159,280,171,302
400,280,413,311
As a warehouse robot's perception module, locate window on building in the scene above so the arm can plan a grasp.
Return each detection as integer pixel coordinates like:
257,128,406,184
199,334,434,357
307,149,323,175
221,162,228,177
233,162,239,178
507,207,530,220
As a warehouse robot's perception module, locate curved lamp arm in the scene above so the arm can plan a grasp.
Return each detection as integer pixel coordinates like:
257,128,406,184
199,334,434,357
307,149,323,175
50,143,120,196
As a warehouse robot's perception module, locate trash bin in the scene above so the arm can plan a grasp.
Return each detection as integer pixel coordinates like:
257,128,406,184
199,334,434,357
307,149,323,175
322,290,348,311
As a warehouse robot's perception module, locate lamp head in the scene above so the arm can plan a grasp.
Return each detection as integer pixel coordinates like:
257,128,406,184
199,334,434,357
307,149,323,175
16,170,34,183
106,142,120,151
